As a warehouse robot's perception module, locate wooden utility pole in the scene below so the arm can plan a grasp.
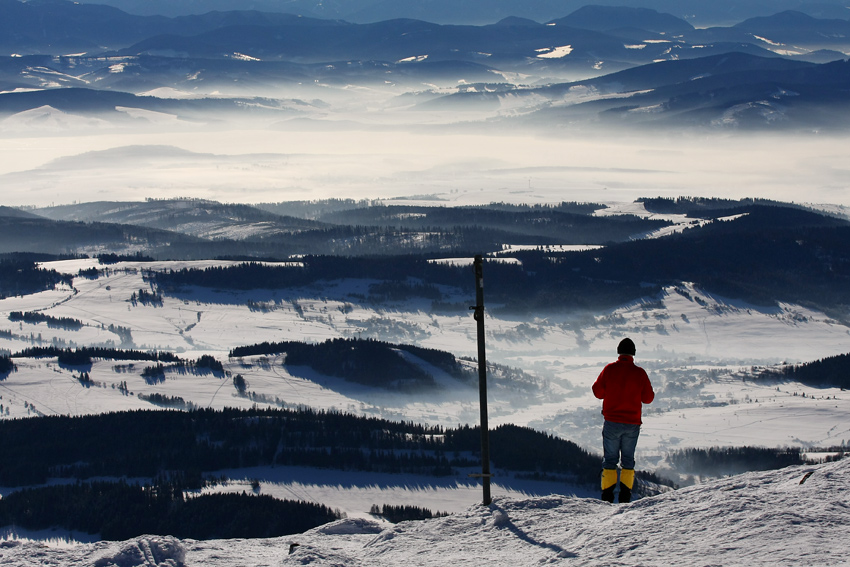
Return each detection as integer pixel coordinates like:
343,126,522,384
470,254,492,505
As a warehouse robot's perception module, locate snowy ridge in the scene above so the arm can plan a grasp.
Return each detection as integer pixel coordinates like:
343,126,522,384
1,458,847,565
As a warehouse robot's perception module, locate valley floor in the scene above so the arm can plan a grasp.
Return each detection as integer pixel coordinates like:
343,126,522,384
2,259,848,458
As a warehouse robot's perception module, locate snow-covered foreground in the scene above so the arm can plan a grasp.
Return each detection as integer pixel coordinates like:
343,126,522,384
1,458,847,566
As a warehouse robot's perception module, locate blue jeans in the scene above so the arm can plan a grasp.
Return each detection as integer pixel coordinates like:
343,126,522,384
602,420,640,470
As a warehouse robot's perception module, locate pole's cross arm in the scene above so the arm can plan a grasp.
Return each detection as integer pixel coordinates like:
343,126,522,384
470,305,484,321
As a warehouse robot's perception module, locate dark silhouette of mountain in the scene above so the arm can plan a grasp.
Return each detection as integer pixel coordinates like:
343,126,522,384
0,208,206,255
691,10,850,52
74,0,379,19
0,206,38,219
788,49,850,64
590,55,850,129
118,19,636,67
2,2,850,130
0,87,298,121
2,0,849,94
492,16,542,27
73,0,850,27
0,0,341,54
734,10,850,40
113,14,789,79
346,0,559,25
352,1,850,27
0,87,162,116
557,51,811,94
425,52,850,129
34,197,326,239
552,6,694,34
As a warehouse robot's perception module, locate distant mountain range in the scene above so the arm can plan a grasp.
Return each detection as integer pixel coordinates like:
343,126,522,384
73,0,850,27
2,0,850,130
4,52,847,130
450,53,850,130
4,1,849,64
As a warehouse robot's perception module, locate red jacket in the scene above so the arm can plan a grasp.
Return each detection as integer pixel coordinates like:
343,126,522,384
592,355,655,425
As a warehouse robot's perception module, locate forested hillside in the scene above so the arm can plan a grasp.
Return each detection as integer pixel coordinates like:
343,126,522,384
10,200,671,259
149,205,850,315
0,407,616,488
756,352,850,389
231,337,471,390
0,482,341,541
0,257,74,299
311,204,661,243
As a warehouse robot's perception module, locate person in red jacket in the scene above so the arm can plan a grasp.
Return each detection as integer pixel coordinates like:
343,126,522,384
592,337,655,503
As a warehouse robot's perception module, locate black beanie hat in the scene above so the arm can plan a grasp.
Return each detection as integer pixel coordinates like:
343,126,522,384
617,338,636,356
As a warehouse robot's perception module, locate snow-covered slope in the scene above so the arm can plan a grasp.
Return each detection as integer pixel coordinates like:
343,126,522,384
2,258,848,460
1,457,846,566
0,106,112,132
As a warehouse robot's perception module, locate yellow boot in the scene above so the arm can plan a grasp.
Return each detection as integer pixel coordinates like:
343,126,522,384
601,469,618,503
619,469,635,503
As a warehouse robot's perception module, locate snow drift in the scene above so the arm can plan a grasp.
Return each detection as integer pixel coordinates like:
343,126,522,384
1,457,847,566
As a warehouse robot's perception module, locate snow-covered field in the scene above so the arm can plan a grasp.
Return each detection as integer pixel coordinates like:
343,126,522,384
0,458,847,566
1,252,849,553
2,257,848,454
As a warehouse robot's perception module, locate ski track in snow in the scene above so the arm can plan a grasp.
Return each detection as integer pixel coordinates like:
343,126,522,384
1,459,848,566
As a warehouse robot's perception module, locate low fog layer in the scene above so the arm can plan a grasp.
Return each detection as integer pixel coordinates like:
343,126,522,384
3,6,850,210
2,129,849,209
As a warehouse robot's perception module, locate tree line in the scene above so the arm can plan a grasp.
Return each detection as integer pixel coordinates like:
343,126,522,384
10,347,224,379
0,257,73,299
97,252,155,264
151,256,466,292
667,446,814,477
313,204,668,244
508,205,850,312
230,337,470,391
640,197,785,216
148,205,850,315
9,311,84,330
11,346,182,366
755,352,850,389
0,479,341,541
0,407,629,489
0,355,14,375
370,503,449,523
